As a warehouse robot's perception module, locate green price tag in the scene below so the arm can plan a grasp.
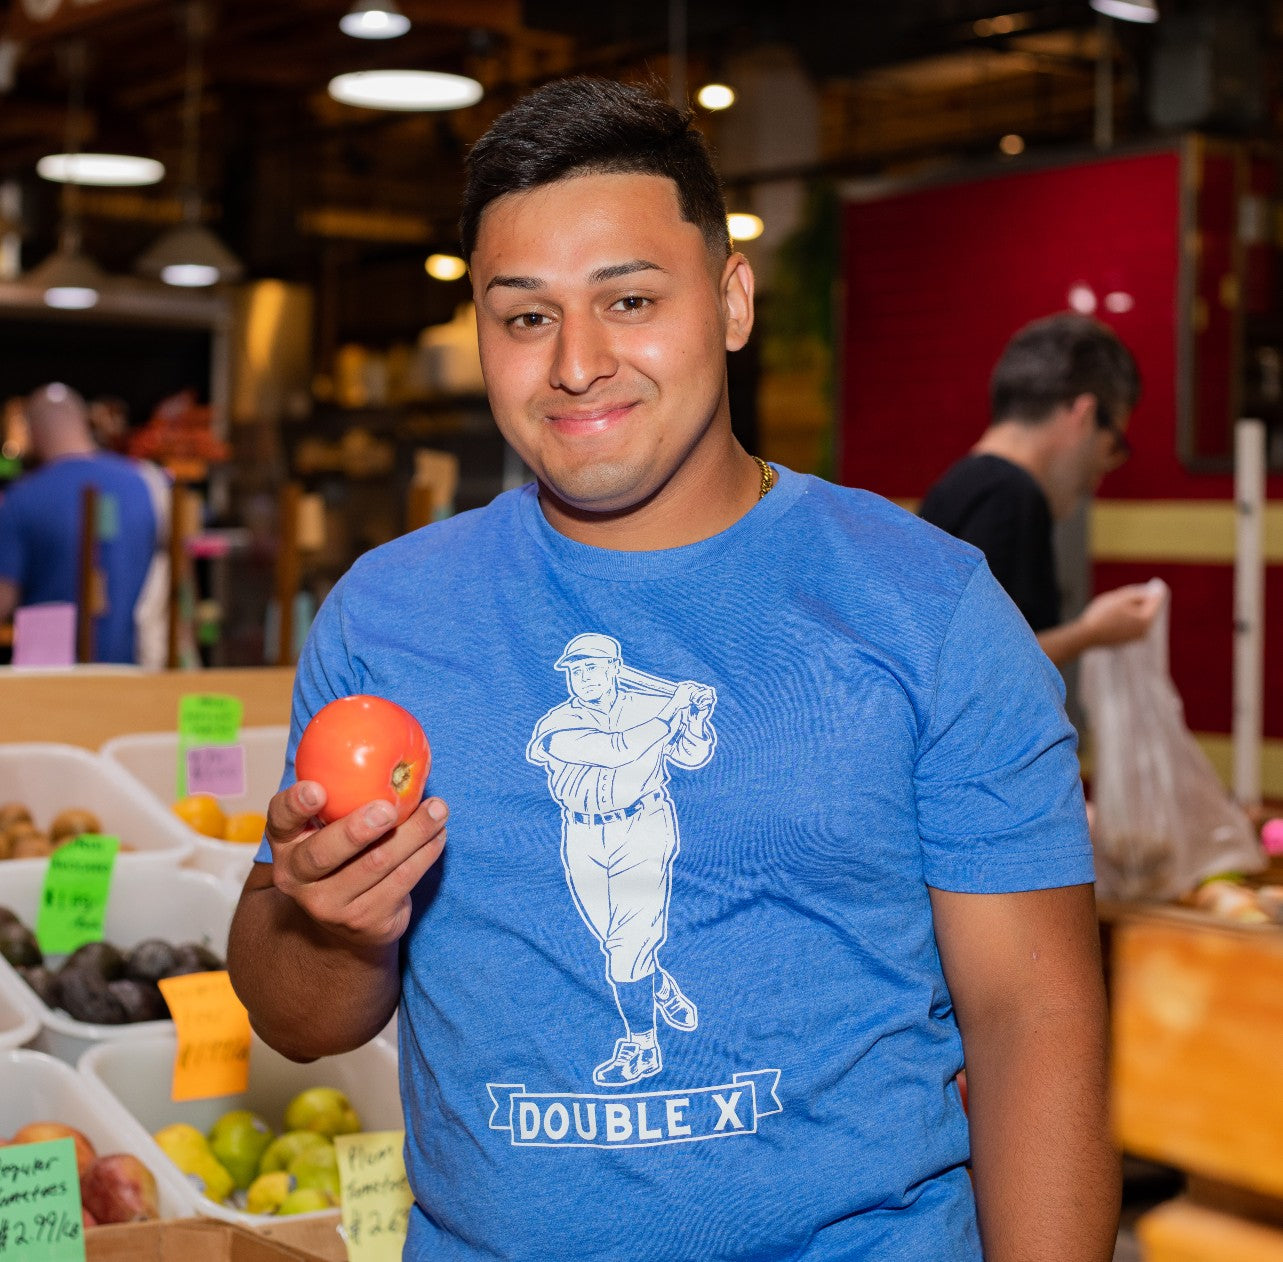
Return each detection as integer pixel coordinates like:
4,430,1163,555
177,693,243,798
0,1137,87,1262
94,492,120,542
35,835,120,956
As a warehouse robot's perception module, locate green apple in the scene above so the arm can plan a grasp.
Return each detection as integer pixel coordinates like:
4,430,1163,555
277,1186,335,1215
258,1130,331,1176
289,1142,340,1202
208,1109,274,1190
283,1086,360,1137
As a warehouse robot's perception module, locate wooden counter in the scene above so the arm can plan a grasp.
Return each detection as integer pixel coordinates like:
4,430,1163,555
0,668,296,748
1112,906,1283,1259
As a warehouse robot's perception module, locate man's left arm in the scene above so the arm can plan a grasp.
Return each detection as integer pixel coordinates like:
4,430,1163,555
929,882,1119,1262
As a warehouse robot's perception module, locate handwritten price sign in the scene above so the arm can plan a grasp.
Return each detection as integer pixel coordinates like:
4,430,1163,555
176,693,243,798
157,970,252,1101
186,744,247,798
0,1137,85,1262
334,1132,413,1262
35,835,119,955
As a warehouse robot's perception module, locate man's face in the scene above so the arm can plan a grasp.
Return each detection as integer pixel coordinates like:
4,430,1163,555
566,656,618,704
470,171,752,518
1078,403,1132,499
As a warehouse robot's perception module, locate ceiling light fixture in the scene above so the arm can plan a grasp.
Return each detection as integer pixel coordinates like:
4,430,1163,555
137,3,243,288
37,153,164,187
327,70,483,112
999,133,1025,156
1088,0,1159,22
425,253,467,281
28,42,109,308
696,83,735,111
727,213,764,242
27,235,107,309
340,0,410,39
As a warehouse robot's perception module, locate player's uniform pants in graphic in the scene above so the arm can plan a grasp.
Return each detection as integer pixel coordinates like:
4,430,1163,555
561,791,678,984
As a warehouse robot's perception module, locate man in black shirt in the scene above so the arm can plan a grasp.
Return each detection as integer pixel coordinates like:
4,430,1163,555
920,312,1161,665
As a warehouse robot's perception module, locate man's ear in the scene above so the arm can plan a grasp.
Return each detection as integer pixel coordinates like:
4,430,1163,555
721,253,755,351
1065,393,1098,436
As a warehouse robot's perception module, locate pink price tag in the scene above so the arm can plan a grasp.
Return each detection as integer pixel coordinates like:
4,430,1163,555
186,744,247,798
12,603,77,667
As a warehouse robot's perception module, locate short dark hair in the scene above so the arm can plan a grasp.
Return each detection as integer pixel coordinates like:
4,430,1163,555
990,312,1141,426
460,77,731,261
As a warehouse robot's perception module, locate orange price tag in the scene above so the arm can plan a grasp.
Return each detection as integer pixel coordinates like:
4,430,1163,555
157,970,252,1102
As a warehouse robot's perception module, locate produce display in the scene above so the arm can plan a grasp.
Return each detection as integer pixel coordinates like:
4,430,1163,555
0,803,136,861
172,794,267,846
0,906,224,1025
1185,877,1283,924
153,1087,361,1216
295,695,430,826
0,1122,159,1225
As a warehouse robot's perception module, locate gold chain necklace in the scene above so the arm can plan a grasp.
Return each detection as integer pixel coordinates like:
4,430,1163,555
752,455,775,500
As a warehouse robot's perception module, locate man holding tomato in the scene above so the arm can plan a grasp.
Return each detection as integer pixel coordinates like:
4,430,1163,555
229,76,1118,1262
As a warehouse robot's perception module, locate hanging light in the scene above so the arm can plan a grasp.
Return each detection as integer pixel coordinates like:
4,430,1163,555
37,153,164,187
340,0,410,39
1088,0,1159,22
696,83,735,111
26,41,111,308
137,2,243,288
27,234,106,309
425,253,467,281
328,70,483,112
727,212,764,242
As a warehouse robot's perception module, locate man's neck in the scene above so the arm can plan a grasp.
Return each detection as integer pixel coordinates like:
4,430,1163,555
972,422,1056,502
37,437,96,462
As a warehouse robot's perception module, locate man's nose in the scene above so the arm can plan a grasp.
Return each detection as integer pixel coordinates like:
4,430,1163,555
551,313,618,393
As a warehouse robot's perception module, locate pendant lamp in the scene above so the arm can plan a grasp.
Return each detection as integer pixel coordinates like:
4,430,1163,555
1089,0,1159,22
28,41,110,308
340,0,411,39
137,2,243,288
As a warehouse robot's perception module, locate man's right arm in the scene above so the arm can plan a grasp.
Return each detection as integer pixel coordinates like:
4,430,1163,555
227,779,447,1062
1037,583,1164,667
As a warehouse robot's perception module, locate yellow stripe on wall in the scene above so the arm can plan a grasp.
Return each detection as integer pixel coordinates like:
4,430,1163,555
1194,735,1283,803
1093,501,1283,564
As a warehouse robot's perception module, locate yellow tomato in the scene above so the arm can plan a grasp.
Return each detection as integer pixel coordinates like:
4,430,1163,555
173,793,227,838
223,811,267,845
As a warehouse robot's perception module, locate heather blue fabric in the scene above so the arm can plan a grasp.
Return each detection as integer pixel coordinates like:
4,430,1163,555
0,453,158,663
259,466,1094,1261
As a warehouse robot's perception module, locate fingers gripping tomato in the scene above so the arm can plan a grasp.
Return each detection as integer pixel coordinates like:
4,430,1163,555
294,695,431,827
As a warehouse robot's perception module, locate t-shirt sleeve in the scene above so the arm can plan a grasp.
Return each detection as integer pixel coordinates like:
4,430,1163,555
914,560,1094,893
253,577,362,864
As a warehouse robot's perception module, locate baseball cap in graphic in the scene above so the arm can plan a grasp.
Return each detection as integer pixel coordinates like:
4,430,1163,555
555,633,621,669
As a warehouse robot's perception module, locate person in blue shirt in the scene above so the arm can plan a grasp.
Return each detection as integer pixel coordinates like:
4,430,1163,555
228,78,1118,1262
0,383,158,663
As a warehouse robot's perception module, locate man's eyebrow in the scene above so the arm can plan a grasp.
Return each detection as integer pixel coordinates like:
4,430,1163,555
483,259,665,294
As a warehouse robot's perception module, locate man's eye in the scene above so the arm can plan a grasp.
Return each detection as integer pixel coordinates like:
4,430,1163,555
612,295,651,312
509,312,549,329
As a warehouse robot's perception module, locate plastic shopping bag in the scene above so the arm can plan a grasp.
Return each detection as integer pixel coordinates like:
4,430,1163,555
1080,579,1263,901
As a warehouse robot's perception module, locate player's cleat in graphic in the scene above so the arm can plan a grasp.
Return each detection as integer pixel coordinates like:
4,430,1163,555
654,970,698,1032
593,1037,663,1086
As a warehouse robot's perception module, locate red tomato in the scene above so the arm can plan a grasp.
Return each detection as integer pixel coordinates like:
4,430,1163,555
294,695,431,826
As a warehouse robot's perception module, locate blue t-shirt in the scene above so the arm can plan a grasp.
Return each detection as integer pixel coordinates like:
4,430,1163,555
264,467,1093,1261
0,454,158,663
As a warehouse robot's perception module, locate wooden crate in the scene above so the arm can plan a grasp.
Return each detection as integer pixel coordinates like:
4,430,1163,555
1112,914,1283,1197
1137,1201,1283,1262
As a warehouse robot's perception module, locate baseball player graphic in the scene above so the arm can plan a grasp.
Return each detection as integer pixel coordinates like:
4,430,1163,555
527,633,717,1087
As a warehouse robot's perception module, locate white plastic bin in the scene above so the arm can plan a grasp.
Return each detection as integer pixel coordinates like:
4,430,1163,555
100,727,289,885
0,743,194,869
80,1032,402,1225
0,865,235,1063
0,1048,199,1220
0,966,40,1050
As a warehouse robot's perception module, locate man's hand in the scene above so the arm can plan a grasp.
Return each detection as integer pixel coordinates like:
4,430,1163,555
1077,583,1163,648
1038,581,1164,665
264,780,447,951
